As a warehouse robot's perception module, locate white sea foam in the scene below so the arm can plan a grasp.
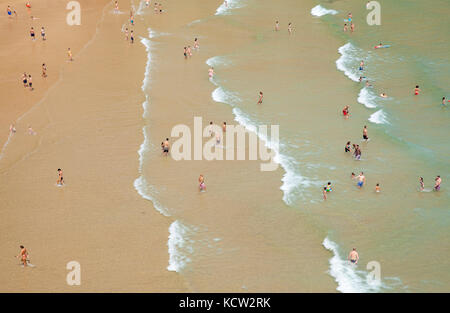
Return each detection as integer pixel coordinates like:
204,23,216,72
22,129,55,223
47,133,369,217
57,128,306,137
133,29,173,217
206,55,232,68
323,237,384,293
210,79,317,205
311,5,338,17
167,220,194,272
211,86,241,104
215,0,245,15
336,43,366,82
357,87,377,108
369,109,389,124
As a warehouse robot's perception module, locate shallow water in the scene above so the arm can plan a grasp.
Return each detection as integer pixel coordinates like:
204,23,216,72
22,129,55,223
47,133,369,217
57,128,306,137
137,0,449,292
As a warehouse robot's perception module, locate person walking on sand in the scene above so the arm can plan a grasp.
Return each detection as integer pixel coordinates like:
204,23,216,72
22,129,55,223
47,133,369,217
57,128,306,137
40,27,46,40
125,28,129,40
419,177,424,191
130,30,134,43
28,126,36,135
257,91,263,104
16,245,29,267
183,47,187,59
42,63,47,77
199,175,206,191
57,168,64,185
28,75,33,91
357,172,365,188
434,176,441,191
363,125,369,141
30,27,35,40
67,48,73,61
22,73,28,87
162,138,170,156
348,248,359,264
187,46,192,57
9,124,16,136
114,1,119,14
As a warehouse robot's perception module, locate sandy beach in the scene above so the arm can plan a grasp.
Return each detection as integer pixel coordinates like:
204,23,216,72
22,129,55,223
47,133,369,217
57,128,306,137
0,0,186,292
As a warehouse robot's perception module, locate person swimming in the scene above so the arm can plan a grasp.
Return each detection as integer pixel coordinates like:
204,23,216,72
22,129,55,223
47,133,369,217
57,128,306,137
414,85,420,95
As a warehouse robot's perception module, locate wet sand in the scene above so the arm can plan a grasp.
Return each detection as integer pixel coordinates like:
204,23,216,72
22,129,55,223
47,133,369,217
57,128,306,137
0,0,186,292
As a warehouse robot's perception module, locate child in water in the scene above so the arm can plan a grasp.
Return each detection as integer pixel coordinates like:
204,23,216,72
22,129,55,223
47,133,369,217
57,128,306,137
326,182,333,192
375,183,380,193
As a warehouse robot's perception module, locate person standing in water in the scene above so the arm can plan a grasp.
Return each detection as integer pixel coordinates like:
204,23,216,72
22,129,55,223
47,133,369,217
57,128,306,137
130,30,134,44
345,141,351,152
222,122,226,133
257,91,263,104
194,38,199,50
357,172,365,188
434,176,441,191
441,97,448,106
288,23,293,35
363,125,369,141
375,183,380,193
359,60,364,71
16,245,29,267
208,67,214,78
275,21,279,31
419,177,425,191
348,248,359,264
323,187,327,200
